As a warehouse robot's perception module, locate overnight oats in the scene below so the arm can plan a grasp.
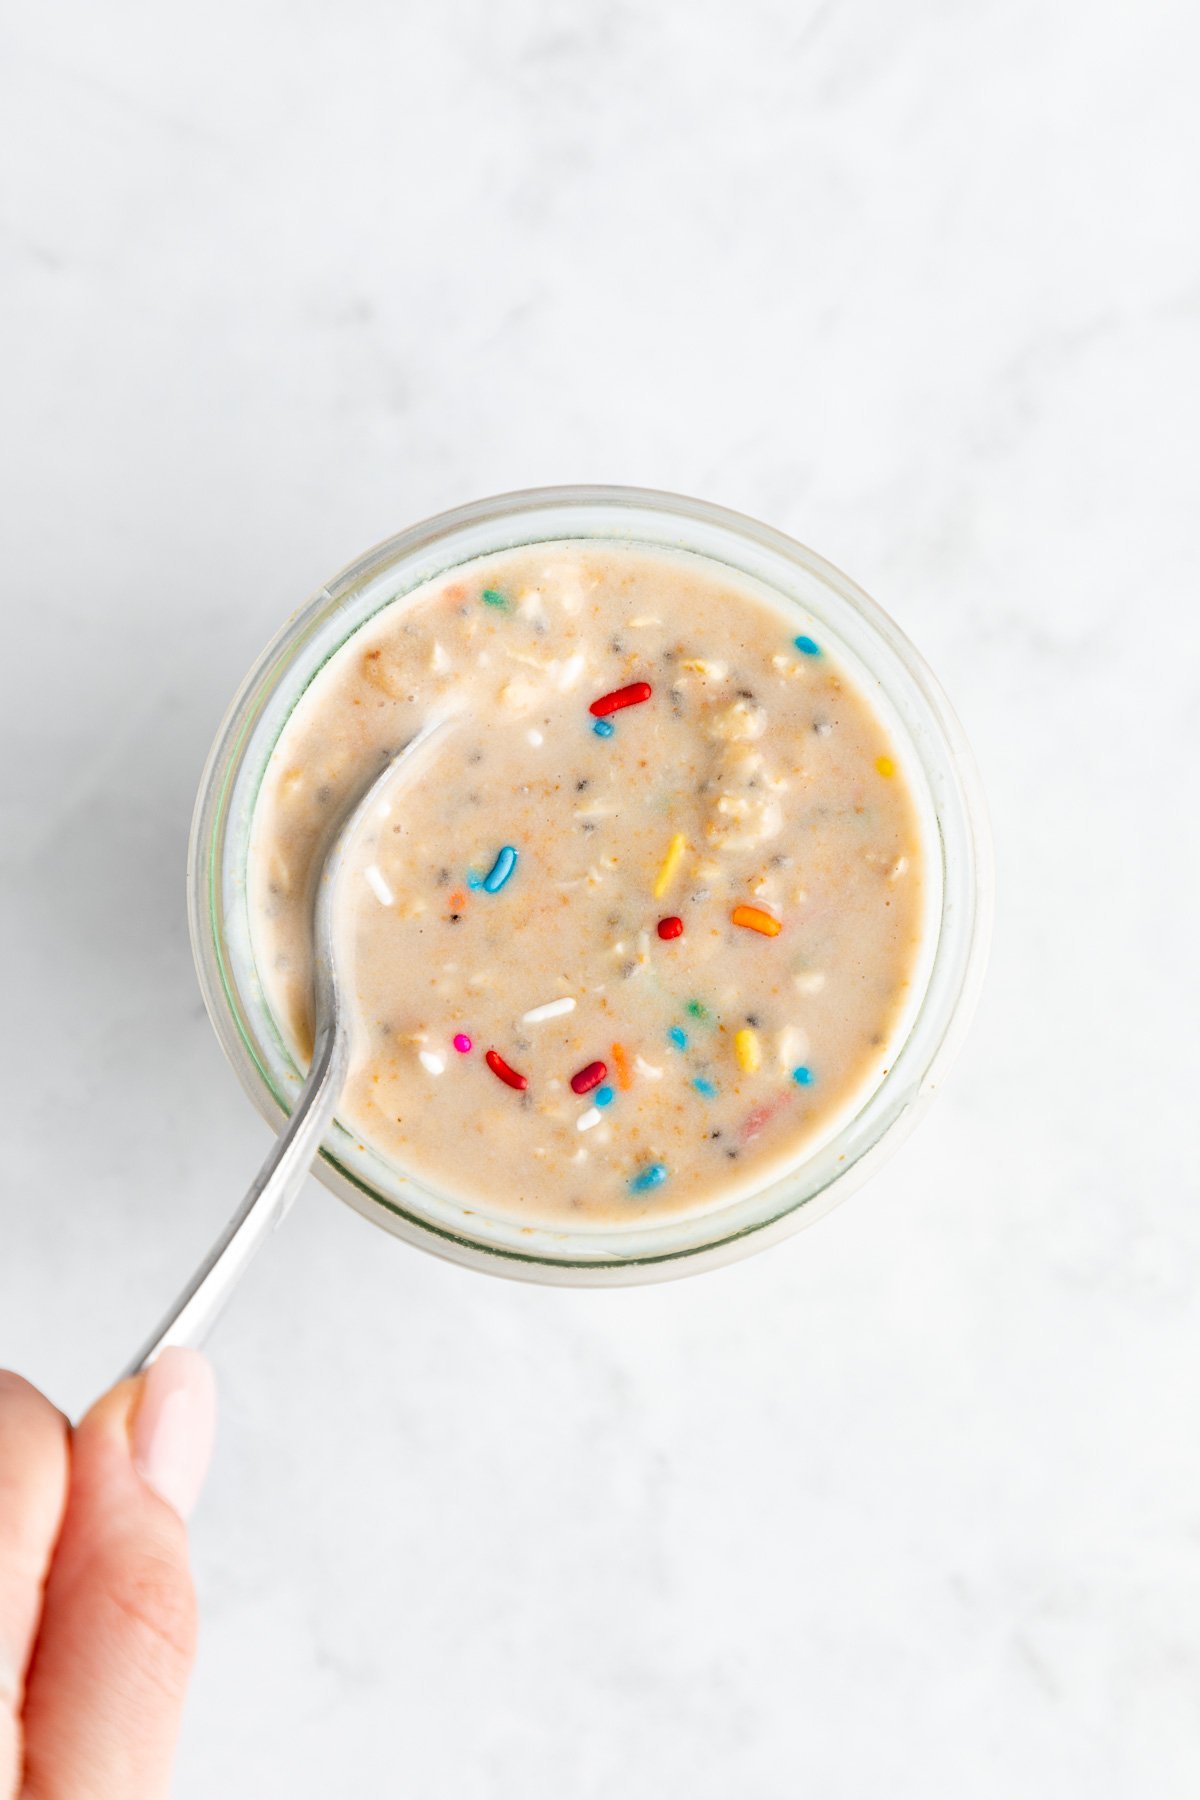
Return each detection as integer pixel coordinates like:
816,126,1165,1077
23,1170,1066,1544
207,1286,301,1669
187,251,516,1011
250,545,923,1224
191,489,990,1278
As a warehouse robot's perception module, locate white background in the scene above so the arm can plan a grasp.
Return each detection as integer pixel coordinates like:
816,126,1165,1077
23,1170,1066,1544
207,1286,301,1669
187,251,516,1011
3,3,1198,1795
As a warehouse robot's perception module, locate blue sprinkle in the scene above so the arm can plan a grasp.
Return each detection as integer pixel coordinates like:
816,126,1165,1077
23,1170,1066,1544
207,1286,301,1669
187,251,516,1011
668,1026,688,1050
792,1065,815,1086
593,717,615,738
466,871,484,889
595,1085,615,1107
692,1076,718,1098
794,634,821,656
482,845,518,893
630,1162,668,1193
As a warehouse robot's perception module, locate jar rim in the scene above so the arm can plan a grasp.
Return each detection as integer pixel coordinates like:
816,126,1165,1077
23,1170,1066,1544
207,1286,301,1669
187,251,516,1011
188,485,993,1285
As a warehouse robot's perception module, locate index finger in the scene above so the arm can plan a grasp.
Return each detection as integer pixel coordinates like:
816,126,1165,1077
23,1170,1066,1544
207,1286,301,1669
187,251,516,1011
0,1372,70,1798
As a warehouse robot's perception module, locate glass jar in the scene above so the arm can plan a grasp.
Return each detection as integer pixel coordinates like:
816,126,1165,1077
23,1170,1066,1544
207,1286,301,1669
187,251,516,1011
188,486,992,1284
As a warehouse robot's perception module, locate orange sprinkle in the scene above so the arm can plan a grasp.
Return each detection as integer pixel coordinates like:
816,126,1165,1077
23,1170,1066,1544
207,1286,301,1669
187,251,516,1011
448,889,466,909
731,903,782,938
610,1042,632,1090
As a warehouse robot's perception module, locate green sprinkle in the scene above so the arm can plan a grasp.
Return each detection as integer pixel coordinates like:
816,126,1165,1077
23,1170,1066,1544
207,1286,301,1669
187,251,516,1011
481,588,508,609
686,1000,710,1021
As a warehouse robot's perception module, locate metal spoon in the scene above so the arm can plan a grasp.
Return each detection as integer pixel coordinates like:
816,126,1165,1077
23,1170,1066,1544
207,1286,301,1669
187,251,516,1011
123,718,448,1377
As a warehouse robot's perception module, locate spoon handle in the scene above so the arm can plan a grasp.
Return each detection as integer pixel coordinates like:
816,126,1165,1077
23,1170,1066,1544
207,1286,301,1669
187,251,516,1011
121,718,449,1380
120,1018,349,1379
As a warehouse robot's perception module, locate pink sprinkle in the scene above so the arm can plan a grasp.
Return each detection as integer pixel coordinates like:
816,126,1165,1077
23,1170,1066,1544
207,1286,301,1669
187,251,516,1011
453,1034,472,1054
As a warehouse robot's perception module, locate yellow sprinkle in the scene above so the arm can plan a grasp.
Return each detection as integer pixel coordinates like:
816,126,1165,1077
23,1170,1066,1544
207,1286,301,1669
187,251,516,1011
731,903,782,938
652,833,688,900
875,755,895,778
734,1028,761,1073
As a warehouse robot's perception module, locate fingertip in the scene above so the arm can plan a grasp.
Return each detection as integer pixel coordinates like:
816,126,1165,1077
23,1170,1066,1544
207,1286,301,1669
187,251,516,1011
131,1350,217,1523
18,1356,215,1796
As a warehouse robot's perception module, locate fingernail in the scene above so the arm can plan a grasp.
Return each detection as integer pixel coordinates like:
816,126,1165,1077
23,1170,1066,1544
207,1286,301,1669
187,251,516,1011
132,1348,217,1521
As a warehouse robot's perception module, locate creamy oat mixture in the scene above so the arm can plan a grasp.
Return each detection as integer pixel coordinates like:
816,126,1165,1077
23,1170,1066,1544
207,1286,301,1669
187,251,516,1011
248,542,923,1225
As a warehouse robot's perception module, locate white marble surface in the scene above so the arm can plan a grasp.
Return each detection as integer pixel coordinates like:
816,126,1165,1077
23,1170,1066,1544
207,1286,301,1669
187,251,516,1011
3,2,1199,1793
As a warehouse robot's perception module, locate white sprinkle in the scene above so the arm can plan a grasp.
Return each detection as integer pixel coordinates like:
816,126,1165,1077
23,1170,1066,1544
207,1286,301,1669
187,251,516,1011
418,1050,445,1076
430,640,450,673
634,1056,664,1081
777,1025,811,1073
628,615,661,627
555,651,586,690
571,1147,588,1164
527,728,544,746
364,864,394,906
794,970,826,995
577,1107,602,1132
522,996,576,1024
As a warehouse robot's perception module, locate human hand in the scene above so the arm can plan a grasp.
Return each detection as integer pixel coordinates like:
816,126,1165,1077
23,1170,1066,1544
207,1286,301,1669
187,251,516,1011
1,1350,216,1799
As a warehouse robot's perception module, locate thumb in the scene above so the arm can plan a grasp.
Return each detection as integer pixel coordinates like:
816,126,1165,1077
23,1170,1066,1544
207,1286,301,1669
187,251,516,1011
20,1350,216,1800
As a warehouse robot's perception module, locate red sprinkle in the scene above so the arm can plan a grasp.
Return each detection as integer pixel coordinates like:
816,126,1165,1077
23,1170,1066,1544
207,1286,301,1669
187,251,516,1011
570,1060,608,1095
742,1092,791,1141
657,915,684,940
589,681,652,718
485,1049,528,1091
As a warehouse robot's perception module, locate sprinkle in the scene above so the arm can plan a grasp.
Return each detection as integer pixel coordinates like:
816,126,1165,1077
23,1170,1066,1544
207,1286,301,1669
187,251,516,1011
482,846,519,893
570,1059,607,1095
741,1091,789,1140
577,1107,602,1132
453,1034,473,1054
875,754,895,778
595,1085,615,1107
364,864,394,906
731,903,782,938
419,1050,446,1076
467,872,484,889
693,1076,718,1098
686,1000,710,1021
448,888,467,910
556,652,586,691
794,634,821,656
593,717,615,738
792,1065,815,1085
657,915,684,940
610,1042,632,1089
590,681,653,718
734,1028,761,1073
485,1049,527,1091
481,588,508,609
522,996,576,1024
668,1026,688,1050
633,1056,663,1080
652,834,688,900
527,729,544,746
630,1162,668,1193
